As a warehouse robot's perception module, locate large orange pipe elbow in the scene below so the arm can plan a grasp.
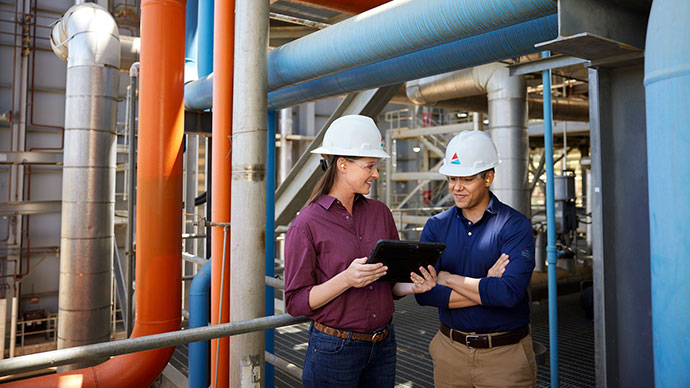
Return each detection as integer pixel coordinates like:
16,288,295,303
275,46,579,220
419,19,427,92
292,0,388,14
4,0,187,387
210,0,233,386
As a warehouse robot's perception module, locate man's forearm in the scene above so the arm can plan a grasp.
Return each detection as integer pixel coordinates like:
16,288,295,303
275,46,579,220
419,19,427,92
444,274,482,305
448,290,479,309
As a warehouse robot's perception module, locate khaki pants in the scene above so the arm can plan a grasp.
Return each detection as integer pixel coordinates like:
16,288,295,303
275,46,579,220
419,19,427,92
429,329,537,388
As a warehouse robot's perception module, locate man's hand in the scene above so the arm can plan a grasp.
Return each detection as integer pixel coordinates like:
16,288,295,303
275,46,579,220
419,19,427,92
409,265,437,293
487,253,509,278
344,257,387,288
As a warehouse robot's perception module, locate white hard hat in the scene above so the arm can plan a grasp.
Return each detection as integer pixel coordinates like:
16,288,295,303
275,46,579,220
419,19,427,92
311,115,390,159
439,130,501,177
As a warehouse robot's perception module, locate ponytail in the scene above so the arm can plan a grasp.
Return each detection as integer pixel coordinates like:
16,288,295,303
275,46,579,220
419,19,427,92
308,155,340,204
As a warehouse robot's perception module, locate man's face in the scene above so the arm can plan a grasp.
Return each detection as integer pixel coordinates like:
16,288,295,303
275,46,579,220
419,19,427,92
447,171,493,210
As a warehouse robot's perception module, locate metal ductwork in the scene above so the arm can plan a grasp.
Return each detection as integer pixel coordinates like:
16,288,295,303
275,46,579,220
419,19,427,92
50,2,120,369
406,63,530,215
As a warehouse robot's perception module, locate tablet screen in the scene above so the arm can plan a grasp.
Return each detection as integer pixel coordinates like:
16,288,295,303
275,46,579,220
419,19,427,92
366,239,445,283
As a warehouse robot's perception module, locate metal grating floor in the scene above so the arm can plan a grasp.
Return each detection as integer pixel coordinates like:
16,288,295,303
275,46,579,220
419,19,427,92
169,292,594,387
274,292,595,388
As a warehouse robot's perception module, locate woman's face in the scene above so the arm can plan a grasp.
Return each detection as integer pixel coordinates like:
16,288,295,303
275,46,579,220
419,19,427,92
338,157,381,195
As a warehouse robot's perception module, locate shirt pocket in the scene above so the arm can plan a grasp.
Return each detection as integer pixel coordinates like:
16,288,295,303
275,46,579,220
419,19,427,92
312,332,346,354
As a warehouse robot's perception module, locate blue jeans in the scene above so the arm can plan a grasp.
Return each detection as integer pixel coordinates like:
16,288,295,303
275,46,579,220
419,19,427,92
302,323,397,388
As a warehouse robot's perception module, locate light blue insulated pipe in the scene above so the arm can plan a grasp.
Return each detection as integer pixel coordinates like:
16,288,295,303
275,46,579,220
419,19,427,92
197,0,214,77
644,0,690,385
268,0,556,91
184,0,198,82
188,259,212,388
541,50,559,388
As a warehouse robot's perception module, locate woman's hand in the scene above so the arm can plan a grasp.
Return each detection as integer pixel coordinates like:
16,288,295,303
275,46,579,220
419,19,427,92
487,253,509,278
409,265,437,293
344,257,387,288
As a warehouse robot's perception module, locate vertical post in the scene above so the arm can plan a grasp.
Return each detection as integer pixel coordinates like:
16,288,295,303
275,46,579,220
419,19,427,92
125,62,139,338
541,50,559,388
212,0,234,384
279,108,292,185
231,0,269,385
265,110,276,387
0,297,6,359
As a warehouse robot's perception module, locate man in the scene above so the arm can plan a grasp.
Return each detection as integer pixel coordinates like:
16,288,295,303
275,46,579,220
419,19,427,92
415,130,537,388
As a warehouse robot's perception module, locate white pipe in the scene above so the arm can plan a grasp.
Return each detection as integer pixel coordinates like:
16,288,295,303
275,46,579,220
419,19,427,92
50,3,120,367
9,295,17,358
0,298,6,359
231,0,269,385
406,63,529,215
279,108,293,185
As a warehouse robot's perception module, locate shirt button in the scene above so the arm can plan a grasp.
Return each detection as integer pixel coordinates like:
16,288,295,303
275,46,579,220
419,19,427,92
468,231,472,236
369,286,373,290
345,215,350,219
359,236,362,240
468,221,471,225
373,314,377,318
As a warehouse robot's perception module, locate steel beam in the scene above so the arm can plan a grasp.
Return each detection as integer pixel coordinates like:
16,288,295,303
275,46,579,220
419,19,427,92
509,54,587,76
0,201,61,215
390,122,473,139
0,152,63,165
391,172,445,181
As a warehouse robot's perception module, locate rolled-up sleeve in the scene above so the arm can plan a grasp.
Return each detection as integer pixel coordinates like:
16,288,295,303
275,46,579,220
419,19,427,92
478,216,535,308
284,223,316,317
415,218,451,308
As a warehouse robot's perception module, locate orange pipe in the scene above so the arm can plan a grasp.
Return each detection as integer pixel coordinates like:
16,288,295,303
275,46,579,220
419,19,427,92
210,0,233,386
4,0,187,387
292,0,388,14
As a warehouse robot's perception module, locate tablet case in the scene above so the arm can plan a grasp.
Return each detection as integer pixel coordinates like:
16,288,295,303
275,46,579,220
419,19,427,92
366,239,446,283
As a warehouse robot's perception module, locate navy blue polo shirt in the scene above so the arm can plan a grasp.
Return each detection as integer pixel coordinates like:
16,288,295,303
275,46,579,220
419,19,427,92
415,193,535,333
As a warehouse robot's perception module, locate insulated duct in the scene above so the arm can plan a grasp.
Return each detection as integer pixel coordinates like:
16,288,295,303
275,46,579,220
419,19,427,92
50,3,119,368
644,0,690,385
406,63,530,215
268,0,555,91
184,15,558,111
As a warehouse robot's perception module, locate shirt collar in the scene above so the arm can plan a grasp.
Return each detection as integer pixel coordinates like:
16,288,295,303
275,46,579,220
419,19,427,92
315,194,366,210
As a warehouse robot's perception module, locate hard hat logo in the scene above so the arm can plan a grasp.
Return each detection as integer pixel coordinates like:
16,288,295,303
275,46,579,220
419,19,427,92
311,115,391,159
439,130,501,177
450,153,461,165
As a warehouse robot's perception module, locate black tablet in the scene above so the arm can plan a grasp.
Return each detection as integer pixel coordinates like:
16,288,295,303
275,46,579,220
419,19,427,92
366,239,445,283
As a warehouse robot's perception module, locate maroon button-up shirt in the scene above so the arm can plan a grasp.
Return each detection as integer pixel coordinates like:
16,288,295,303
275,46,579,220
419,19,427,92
284,194,399,332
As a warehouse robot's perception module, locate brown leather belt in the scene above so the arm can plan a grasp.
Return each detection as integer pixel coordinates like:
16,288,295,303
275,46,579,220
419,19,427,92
440,323,528,349
313,321,389,343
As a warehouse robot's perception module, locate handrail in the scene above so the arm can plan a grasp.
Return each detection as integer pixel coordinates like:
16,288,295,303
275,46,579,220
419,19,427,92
0,314,308,377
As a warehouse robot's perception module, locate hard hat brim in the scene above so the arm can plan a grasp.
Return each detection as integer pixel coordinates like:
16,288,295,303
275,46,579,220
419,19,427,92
311,146,390,159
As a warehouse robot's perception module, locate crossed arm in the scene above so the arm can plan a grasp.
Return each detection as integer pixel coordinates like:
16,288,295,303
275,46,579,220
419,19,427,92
440,253,509,309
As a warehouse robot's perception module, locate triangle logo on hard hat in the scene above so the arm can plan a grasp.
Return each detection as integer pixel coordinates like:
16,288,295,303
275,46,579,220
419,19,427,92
450,153,461,165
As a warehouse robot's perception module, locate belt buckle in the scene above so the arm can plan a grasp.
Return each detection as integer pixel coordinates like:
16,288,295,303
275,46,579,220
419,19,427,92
465,334,481,349
371,330,385,343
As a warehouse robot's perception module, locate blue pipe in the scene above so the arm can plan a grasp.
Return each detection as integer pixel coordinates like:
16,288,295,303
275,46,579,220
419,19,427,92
644,0,690,386
185,0,199,82
267,15,556,110
184,15,557,112
265,110,277,387
197,0,214,77
541,50,558,388
268,0,555,91
188,259,212,388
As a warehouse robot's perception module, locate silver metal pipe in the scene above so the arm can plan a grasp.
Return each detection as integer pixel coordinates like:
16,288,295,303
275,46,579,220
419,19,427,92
279,108,293,185
265,276,285,290
404,63,530,215
125,61,139,338
269,12,329,29
50,3,120,368
265,351,303,380
0,314,309,377
231,0,270,385
183,252,207,266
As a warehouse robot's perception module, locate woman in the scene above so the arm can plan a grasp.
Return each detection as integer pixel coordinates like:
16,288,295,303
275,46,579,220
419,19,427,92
284,115,436,388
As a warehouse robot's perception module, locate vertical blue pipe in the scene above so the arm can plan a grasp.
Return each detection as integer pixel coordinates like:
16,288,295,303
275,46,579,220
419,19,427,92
185,0,199,82
265,110,277,387
197,0,214,77
189,259,212,388
541,51,559,388
644,0,690,385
